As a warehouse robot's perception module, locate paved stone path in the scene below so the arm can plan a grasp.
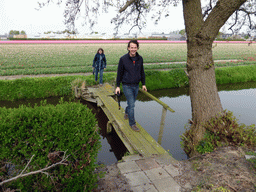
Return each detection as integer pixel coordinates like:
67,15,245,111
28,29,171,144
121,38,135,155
117,154,192,192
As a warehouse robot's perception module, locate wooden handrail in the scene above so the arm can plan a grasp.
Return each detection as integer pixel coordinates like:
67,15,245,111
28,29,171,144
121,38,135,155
139,88,175,113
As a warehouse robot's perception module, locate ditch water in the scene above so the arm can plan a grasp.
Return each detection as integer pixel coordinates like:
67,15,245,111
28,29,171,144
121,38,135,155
130,82,256,162
0,82,255,165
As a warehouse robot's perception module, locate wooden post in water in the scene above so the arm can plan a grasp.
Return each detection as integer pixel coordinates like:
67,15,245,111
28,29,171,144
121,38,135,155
158,106,167,144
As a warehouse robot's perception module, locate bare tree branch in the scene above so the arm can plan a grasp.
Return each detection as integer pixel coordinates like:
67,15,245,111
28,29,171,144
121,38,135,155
19,154,35,176
36,0,256,37
238,7,256,29
228,11,239,33
202,0,214,18
0,152,70,186
196,0,247,43
119,0,136,13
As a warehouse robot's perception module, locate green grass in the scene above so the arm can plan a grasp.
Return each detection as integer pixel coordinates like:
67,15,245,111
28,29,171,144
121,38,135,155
0,72,116,101
1,65,256,101
246,151,256,169
1,43,256,76
216,65,256,84
0,69,188,101
0,76,77,100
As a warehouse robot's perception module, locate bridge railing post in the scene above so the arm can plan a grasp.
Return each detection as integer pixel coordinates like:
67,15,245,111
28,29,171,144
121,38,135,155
158,106,167,145
139,88,175,144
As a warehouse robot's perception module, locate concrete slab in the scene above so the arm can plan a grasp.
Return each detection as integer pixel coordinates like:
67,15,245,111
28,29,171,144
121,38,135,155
124,171,151,187
136,158,160,171
144,167,170,181
105,164,120,177
131,183,158,192
154,154,178,166
164,164,180,177
153,177,181,192
122,154,143,162
117,161,141,174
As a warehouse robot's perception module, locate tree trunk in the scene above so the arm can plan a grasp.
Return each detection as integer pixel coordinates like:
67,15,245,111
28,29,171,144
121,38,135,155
182,0,247,157
187,40,223,156
182,0,223,156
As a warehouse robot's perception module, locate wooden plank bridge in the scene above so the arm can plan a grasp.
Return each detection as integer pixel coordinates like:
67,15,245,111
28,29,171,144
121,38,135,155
75,83,176,159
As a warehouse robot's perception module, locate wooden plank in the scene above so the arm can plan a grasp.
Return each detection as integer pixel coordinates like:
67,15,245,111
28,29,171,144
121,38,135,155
91,84,115,97
139,126,168,153
111,121,136,155
82,83,171,157
81,97,97,103
96,97,103,107
98,94,167,155
100,105,136,154
87,88,98,97
99,95,166,157
99,95,153,156
101,83,116,96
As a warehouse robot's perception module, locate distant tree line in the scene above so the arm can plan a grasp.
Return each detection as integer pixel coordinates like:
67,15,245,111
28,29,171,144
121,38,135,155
7,30,76,36
44,29,77,34
9,30,26,35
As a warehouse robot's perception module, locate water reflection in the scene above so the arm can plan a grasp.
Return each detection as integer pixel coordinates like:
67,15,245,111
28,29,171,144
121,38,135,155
119,81,256,161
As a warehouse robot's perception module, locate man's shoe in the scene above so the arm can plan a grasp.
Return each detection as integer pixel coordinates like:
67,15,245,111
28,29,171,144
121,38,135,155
131,124,140,132
124,113,128,120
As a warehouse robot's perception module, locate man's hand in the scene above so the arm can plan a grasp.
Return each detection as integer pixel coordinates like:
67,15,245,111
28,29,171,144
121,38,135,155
115,87,120,95
142,85,147,92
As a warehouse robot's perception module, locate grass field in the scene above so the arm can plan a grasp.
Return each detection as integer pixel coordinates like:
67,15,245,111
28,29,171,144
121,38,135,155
1,43,256,76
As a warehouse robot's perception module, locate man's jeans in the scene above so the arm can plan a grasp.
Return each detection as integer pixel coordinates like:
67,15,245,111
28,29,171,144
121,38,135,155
95,68,104,84
123,84,139,126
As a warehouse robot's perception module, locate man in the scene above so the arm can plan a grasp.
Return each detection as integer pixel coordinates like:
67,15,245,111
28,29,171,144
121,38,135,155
115,40,147,132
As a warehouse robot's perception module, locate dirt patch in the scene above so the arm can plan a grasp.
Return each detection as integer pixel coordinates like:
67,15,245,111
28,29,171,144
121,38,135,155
93,163,132,192
176,146,256,192
94,146,256,192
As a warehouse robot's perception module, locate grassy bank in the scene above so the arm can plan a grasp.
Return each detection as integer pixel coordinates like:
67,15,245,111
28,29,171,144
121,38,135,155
216,65,256,84
0,65,256,101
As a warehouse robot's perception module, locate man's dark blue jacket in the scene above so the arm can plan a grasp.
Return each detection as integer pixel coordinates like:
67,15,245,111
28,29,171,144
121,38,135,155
116,52,145,87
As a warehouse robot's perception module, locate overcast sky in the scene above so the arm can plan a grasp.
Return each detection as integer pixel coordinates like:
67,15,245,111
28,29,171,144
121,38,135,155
0,0,185,35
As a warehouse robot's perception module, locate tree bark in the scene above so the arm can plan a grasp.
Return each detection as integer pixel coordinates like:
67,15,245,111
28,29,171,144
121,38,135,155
182,0,246,156
187,42,223,156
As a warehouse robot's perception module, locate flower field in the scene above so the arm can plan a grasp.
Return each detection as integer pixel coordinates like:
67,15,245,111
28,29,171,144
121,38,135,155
0,41,256,76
